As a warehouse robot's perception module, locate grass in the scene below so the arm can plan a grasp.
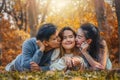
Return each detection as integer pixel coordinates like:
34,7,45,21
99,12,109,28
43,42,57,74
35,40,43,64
0,70,120,80
0,64,120,80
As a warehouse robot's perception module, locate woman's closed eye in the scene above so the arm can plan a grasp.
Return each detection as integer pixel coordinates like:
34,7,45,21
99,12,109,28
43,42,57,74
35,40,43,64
77,35,84,39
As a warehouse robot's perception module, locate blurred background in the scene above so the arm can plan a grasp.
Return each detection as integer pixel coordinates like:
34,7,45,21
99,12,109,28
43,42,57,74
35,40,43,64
0,0,119,69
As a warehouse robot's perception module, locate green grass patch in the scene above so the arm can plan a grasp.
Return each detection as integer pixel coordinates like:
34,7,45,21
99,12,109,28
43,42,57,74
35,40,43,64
0,70,120,80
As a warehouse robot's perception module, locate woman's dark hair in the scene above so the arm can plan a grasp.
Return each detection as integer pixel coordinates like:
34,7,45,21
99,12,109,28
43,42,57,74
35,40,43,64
36,23,57,41
58,27,79,57
80,23,103,59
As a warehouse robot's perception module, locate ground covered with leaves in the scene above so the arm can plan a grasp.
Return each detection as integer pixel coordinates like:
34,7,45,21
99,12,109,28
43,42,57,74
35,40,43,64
0,70,120,80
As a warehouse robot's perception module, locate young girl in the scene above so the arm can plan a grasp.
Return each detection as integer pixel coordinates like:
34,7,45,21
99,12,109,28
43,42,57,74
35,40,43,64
50,27,86,71
76,23,112,70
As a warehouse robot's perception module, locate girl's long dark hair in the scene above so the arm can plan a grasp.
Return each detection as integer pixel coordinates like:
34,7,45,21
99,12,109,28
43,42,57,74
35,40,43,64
80,23,104,59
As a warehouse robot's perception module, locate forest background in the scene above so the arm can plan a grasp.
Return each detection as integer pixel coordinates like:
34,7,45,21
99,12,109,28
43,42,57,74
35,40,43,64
0,0,120,72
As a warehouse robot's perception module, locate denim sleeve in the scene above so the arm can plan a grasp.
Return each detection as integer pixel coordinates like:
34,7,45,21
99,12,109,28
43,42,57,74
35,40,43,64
21,39,43,69
40,66,50,71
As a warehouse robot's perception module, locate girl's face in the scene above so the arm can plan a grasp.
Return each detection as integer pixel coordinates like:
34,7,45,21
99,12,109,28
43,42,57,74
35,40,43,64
76,29,86,47
62,30,75,50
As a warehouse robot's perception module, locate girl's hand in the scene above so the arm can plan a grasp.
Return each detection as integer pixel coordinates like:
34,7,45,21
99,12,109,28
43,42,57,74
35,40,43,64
71,57,81,66
36,40,45,52
63,56,72,68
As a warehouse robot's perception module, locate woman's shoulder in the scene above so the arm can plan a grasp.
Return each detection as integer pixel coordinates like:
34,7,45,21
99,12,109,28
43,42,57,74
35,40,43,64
101,39,107,45
100,39,107,49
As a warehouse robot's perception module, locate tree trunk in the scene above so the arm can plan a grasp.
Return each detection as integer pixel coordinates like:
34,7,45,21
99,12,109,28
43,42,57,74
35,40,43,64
93,0,109,33
40,0,51,24
27,0,38,37
0,0,5,13
93,0,111,49
0,35,2,65
17,0,24,30
114,0,120,64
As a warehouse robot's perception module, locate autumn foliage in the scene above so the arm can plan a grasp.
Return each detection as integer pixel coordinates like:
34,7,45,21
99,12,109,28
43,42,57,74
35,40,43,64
0,19,30,66
0,0,119,69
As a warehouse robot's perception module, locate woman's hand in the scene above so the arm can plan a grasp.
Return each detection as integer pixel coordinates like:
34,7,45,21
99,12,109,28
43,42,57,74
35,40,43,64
80,41,89,54
36,40,45,52
93,63,104,70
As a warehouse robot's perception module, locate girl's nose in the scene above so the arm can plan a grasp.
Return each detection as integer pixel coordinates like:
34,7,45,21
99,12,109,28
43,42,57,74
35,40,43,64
66,38,71,42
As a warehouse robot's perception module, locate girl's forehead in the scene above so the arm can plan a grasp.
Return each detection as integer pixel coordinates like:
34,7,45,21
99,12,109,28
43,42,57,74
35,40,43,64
62,30,74,37
63,30,73,34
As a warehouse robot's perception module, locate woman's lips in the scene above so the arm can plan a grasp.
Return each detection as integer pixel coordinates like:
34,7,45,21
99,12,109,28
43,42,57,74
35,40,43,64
65,42,73,45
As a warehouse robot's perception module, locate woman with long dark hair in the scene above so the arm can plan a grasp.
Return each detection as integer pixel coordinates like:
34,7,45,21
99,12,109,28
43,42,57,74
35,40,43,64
76,23,112,70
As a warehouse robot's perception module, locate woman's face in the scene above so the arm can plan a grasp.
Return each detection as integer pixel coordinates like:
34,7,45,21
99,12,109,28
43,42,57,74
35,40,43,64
76,29,86,47
62,30,75,50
